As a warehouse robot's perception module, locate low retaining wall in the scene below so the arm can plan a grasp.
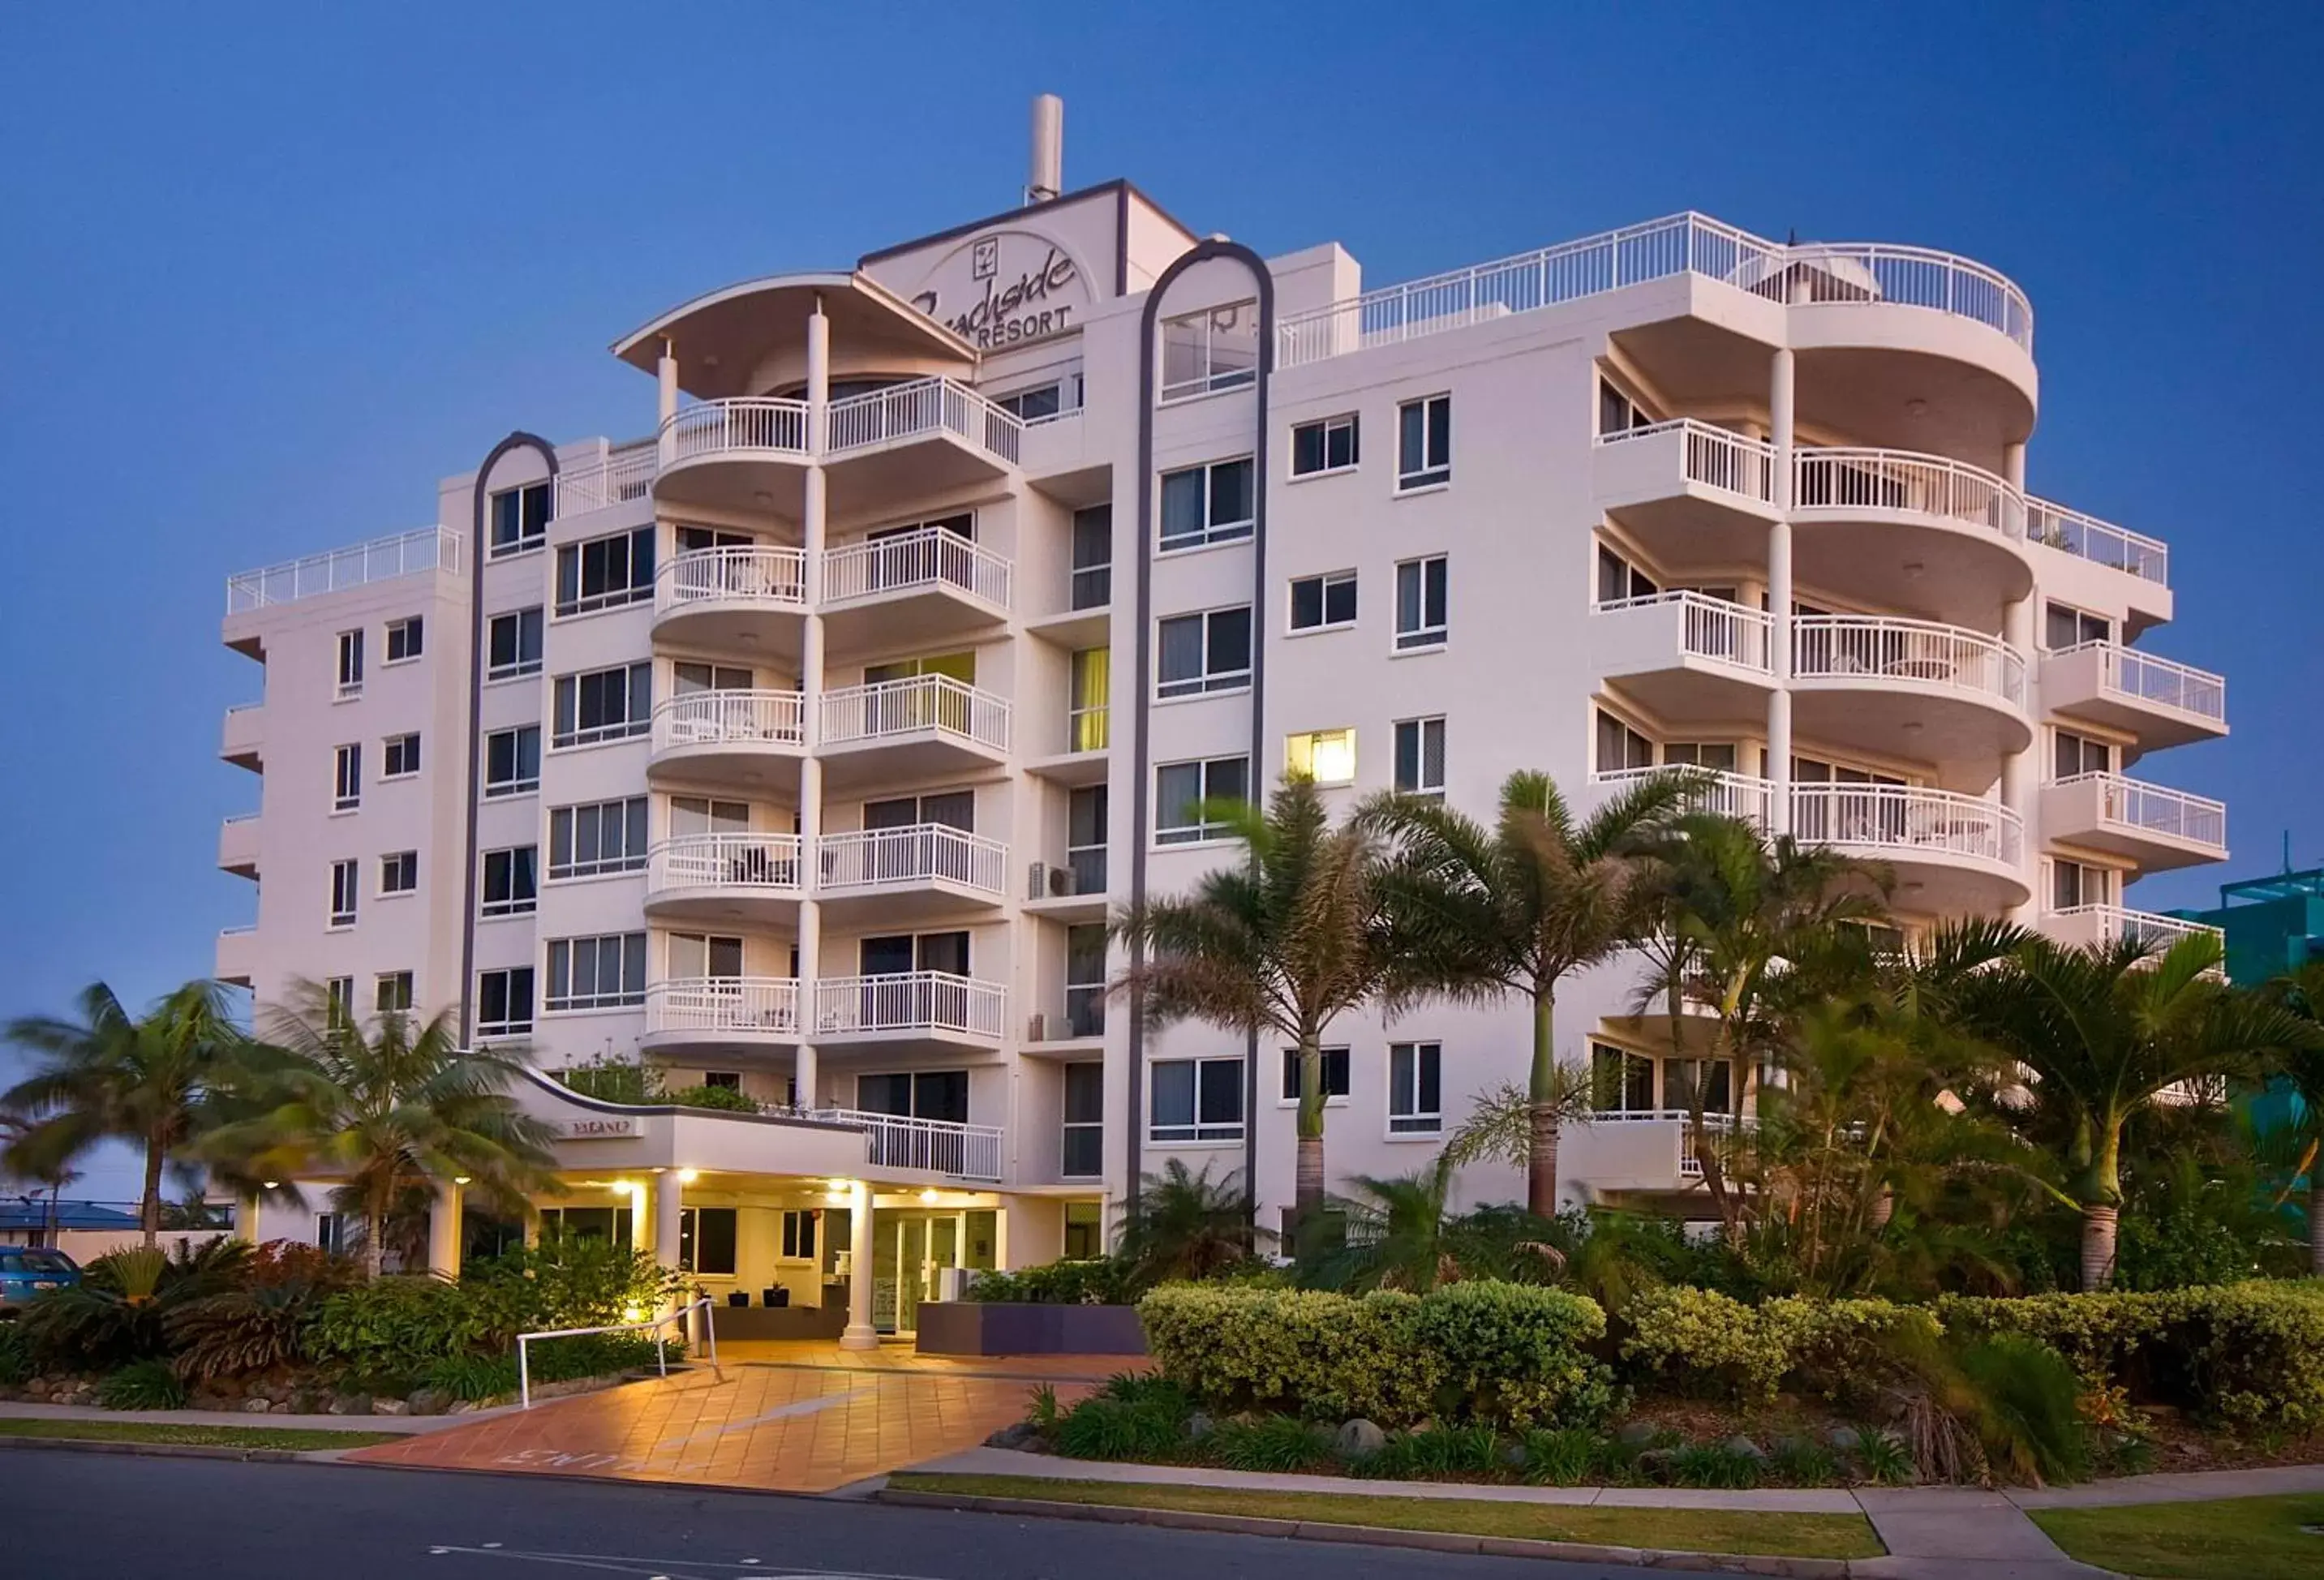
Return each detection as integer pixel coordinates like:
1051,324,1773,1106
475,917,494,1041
914,1301,1147,1357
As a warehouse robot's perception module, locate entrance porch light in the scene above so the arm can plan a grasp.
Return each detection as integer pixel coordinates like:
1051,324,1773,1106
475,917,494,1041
918,1187,940,1204
677,1168,699,1184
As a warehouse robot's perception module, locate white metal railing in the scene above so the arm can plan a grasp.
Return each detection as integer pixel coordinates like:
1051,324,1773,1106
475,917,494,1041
1793,615,2025,709
1276,213,2030,367
818,825,1008,896
821,1107,1003,1181
650,832,804,895
1594,418,1776,501
657,545,807,612
812,972,1007,1040
822,527,1012,610
2064,641,2227,723
2049,904,2223,954
219,923,257,936
1791,783,2023,868
552,441,657,517
226,527,458,614
1793,448,2018,541
659,397,810,466
222,810,260,826
518,1298,713,1410
825,377,1022,465
1592,766,1776,831
2025,497,2168,584
651,690,806,752
2054,773,2227,849
646,977,800,1037
1594,590,1774,672
819,675,1010,754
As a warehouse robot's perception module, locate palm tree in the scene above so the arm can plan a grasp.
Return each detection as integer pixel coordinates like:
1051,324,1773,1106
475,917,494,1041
2259,959,2324,1274
1959,932,2317,1290
3,981,250,1247
202,984,556,1279
1114,1159,1261,1285
1115,776,1411,1234
1368,770,1695,1215
1309,1156,1462,1292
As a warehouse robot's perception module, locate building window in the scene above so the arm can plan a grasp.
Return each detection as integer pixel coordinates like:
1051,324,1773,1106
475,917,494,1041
1598,379,1653,436
324,977,355,1019
1397,394,1451,490
1159,300,1258,401
1596,709,1655,774
2044,601,2112,651
552,663,652,748
335,629,364,699
384,616,423,664
668,932,746,983
483,726,540,797
556,527,655,617
375,971,415,1014
1070,504,1112,610
1279,1047,1351,1104
1394,716,1446,796
1286,728,1356,786
702,1070,742,1090
1157,606,1252,698
1592,1041,1656,1113
2054,729,2113,780
779,1209,818,1260
1062,1063,1103,1178
1063,1200,1103,1259
1069,647,1110,751
1065,924,1106,1038
333,743,362,811
1666,1058,1733,1115
1596,544,1660,604
1150,1055,1244,1143
537,1204,630,1249
380,850,418,895
382,732,421,779
478,965,539,1035
549,796,649,878
1291,413,1360,478
1394,556,1448,650
678,1207,738,1277
481,846,538,917
489,482,549,558
315,1213,349,1256
487,608,544,680
1665,741,1738,771
1155,755,1248,845
1067,785,1108,895
1158,458,1256,552
2051,859,2115,912
1389,1041,1442,1134
329,860,359,928
1289,571,1357,633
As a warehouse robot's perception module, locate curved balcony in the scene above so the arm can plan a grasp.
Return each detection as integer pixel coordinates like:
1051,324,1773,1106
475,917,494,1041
1790,448,2031,620
822,377,1021,518
647,689,805,793
652,546,807,661
654,397,810,516
1790,782,2026,913
644,832,803,925
1591,592,1775,727
819,527,1012,659
814,825,1008,925
1592,421,1779,568
1591,766,1775,833
2043,905,2223,960
817,675,1010,791
2041,774,2227,874
642,977,799,1054
810,972,1007,1053
2041,642,2226,760
1790,616,2030,762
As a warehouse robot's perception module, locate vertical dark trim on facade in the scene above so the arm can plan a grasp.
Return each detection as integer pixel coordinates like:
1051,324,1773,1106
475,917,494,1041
458,433,558,1047
1113,185,1131,298
1128,243,1274,1217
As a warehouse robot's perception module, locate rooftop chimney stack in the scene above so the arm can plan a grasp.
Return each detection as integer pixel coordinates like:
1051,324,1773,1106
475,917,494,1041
1027,94,1063,204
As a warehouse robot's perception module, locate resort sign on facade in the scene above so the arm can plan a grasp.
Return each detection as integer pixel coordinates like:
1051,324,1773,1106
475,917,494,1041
904,227,1091,349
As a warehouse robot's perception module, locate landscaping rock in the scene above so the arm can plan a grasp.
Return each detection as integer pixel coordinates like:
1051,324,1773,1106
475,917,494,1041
406,1387,453,1417
982,1421,1041,1450
1500,1440,1529,1470
1824,1426,1861,1453
1725,1435,1767,1461
447,1401,480,1415
242,1398,273,1414
371,1398,410,1416
1334,1419,1386,1458
1637,1448,1676,1478
327,1394,372,1416
1616,1419,1659,1448
1185,1411,1216,1443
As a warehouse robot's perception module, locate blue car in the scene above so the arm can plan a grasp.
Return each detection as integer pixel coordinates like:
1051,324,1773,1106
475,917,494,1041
0,1247,80,1313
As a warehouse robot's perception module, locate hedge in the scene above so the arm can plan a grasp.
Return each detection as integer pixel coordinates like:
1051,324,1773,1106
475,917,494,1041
968,1259,1136,1307
1619,1287,1942,1405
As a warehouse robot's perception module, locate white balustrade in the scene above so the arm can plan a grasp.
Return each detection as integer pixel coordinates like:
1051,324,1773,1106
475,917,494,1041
658,545,807,611
1793,448,2017,541
818,825,1008,895
825,377,1021,465
819,675,1010,753
2068,641,2227,723
820,1107,1003,1181
822,527,1012,609
2056,773,2226,849
1595,418,1776,501
812,972,1007,1040
1592,766,1776,831
2049,904,2223,952
1790,783,2022,867
1793,615,2025,709
646,977,801,1037
651,689,806,751
552,441,657,517
2025,498,2167,584
649,832,804,895
1594,590,1774,672
226,528,459,614
659,397,810,466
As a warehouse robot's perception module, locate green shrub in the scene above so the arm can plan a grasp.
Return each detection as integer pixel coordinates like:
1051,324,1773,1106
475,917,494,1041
1211,1414,1335,1472
665,1083,761,1113
1093,1370,1189,1412
1770,1436,1839,1486
527,1333,674,1384
1620,1286,1792,1402
1053,1395,1187,1461
0,1321,30,1385
1394,1423,1500,1477
426,1352,522,1402
1952,1336,2090,1487
1518,1427,1598,1486
306,1277,479,1377
969,1259,1136,1306
1764,1296,1944,1408
1138,1285,1439,1424
1665,1443,1761,1488
1849,1425,1914,1485
97,1357,188,1410
1408,1281,1616,1428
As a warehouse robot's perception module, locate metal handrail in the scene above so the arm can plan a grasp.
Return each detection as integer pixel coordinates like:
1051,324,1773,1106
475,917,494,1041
1791,782,2023,866
823,526,1012,609
552,440,657,517
226,527,459,614
2050,772,2226,848
1593,590,1774,672
650,832,804,894
1793,446,2019,541
651,689,807,749
657,545,807,609
2053,640,2227,723
826,376,1022,465
818,825,1008,895
1591,766,1775,830
1793,614,2025,708
1594,418,1777,501
518,1297,716,1409
659,397,810,466
819,674,1010,752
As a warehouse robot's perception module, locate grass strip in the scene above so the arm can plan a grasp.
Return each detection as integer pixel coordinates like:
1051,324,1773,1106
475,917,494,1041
0,1418,400,1452
2029,1493,2324,1580
887,1472,1884,1560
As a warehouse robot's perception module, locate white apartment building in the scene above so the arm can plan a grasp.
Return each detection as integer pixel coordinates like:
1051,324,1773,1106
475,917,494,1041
214,100,2227,1339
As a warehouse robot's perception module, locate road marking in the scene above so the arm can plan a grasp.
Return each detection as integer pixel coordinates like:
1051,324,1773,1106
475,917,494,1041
426,1551,939,1580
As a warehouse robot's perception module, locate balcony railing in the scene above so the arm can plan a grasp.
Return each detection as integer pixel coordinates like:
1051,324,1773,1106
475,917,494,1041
1791,783,2022,868
1592,766,1775,831
822,527,1012,610
649,832,804,895
822,1107,1003,1182
1793,616,2025,709
825,377,1021,465
658,546,807,611
2049,904,2223,953
2061,642,2227,723
1793,448,2017,542
660,397,810,466
226,527,459,614
1594,419,1776,501
812,972,1007,1040
1594,590,1774,672
2025,498,2167,585
1276,213,2031,369
2055,773,2227,849
651,690,806,752
818,825,1008,896
646,977,800,1037
553,440,657,517
820,675,1010,754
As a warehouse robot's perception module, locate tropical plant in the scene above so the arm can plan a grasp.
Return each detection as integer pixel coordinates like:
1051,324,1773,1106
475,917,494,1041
165,1244,361,1381
1307,1156,1463,1293
1368,770,1695,1213
97,1356,190,1410
3,980,252,1245
2260,959,2324,1274
1113,1160,1261,1286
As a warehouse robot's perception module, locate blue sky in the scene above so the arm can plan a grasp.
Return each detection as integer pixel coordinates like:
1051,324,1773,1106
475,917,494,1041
3,3,2318,1188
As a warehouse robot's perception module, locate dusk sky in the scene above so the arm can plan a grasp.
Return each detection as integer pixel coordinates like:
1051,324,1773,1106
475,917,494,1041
4,2,2318,1193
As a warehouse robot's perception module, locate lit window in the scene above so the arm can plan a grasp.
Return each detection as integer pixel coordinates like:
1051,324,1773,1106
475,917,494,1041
1397,395,1451,490
381,732,421,779
1155,756,1248,845
488,483,549,558
487,608,543,680
1149,1056,1244,1143
1389,1041,1442,1134
332,743,362,811
1279,1047,1351,1103
1287,728,1356,786
480,846,539,917
1289,571,1357,632
384,616,423,664
1291,414,1360,478
483,726,540,797
1158,459,1255,551
1394,717,1446,796
1159,301,1258,401
335,629,364,699
379,850,418,895
477,968,535,1037
328,860,359,928
1394,556,1448,650
1157,607,1252,698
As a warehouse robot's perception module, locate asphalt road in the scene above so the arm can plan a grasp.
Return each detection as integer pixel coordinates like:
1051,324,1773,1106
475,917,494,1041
4,1449,1661,1578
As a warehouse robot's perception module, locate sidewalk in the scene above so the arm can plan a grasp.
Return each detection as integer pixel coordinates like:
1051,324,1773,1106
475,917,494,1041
0,1399,505,1435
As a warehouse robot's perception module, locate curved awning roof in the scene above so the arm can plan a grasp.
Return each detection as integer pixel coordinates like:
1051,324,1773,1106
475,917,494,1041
612,271,977,399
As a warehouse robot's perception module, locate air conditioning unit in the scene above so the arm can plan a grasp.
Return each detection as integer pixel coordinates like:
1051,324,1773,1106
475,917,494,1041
1048,865,1077,897
1026,1011,1051,1042
1025,861,1048,900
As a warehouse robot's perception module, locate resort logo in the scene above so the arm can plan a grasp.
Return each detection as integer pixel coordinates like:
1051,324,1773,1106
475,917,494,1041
908,228,1089,349
555,1116,640,1140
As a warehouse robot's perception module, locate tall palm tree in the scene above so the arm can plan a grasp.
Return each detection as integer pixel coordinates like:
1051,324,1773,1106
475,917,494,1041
3,981,250,1247
1368,770,1694,1215
202,984,556,1279
1115,776,1411,1234
2258,959,2324,1274
1959,932,2317,1290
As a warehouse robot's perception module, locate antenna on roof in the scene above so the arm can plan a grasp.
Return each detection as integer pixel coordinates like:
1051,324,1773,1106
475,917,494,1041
1027,94,1063,204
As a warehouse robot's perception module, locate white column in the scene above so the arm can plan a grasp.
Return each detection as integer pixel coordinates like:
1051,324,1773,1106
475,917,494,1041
651,1172,685,1277
1766,346,1796,829
657,339,679,427
427,1179,462,1281
841,1178,878,1350
795,302,831,1113
238,1191,264,1245
2001,439,2036,923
